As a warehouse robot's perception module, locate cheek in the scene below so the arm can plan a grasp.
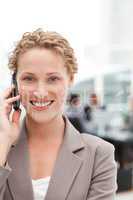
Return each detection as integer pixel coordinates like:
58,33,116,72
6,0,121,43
56,84,68,103
19,85,33,105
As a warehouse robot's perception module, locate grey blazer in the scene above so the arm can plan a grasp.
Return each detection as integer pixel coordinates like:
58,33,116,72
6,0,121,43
0,116,117,200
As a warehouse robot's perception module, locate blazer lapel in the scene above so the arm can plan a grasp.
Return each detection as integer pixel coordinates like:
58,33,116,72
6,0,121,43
7,118,34,200
45,117,85,200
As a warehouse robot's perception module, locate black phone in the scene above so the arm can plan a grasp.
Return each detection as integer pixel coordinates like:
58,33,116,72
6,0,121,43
11,72,20,110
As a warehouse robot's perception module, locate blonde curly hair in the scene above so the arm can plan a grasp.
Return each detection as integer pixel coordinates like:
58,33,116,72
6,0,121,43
8,28,78,79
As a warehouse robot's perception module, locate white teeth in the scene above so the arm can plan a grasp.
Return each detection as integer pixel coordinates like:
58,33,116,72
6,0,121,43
32,101,51,107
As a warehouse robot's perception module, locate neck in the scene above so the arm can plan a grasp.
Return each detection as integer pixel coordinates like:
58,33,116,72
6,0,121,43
25,114,65,144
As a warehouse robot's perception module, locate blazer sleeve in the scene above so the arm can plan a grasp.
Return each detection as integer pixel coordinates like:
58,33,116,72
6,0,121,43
0,164,11,200
87,141,117,200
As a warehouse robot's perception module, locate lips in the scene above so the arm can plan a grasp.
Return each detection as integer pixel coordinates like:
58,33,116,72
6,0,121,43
30,100,54,111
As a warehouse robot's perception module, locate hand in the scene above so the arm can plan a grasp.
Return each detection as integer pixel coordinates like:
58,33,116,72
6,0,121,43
0,85,21,147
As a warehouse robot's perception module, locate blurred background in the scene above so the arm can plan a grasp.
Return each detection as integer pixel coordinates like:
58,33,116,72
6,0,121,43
0,0,133,198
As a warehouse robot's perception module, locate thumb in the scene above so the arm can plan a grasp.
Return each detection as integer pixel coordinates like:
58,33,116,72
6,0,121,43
12,109,22,125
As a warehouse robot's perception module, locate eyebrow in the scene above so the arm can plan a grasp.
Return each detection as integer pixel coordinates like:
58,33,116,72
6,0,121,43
46,72,61,76
22,72,61,76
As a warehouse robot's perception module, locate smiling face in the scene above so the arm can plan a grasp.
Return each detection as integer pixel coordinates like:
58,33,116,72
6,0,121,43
16,48,72,123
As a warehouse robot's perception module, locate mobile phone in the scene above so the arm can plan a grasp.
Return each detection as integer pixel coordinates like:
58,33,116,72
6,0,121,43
11,72,20,110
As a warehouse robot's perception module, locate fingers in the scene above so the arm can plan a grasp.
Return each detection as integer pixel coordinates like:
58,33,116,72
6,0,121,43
3,85,15,99
3,102,12,115
12,109,22,125
2,95,20,118
0,87,20,123
5,95,20,104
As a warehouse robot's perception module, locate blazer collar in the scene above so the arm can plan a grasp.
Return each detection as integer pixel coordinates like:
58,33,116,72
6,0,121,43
62,116,85,152
45,116,85,200
7,116,85,200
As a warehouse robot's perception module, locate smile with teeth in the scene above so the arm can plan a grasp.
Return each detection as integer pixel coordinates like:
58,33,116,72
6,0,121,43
30,100,53,107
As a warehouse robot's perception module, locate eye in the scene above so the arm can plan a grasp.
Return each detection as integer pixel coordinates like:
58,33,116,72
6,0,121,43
23,76,34,81
48,76,60,83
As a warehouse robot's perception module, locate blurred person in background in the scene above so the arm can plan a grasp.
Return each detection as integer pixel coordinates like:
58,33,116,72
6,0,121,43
123,95,133,132
90,93,98,108
0,28,117,200
90,93,111,133
66,93,87,133
66,93,82,116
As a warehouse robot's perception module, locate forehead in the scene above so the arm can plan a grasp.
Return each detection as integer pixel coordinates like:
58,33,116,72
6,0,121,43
17,48,66,74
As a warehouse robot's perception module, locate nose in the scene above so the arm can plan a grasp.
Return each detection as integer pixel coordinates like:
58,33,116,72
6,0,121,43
33,82,48,98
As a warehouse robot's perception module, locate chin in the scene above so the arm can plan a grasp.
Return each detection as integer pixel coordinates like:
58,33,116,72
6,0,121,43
27,110,60,124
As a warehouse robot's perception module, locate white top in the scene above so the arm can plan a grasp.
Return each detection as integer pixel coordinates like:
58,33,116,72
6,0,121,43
32,176,51,200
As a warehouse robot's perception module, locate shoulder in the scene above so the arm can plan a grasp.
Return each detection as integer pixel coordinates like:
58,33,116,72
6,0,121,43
65,116,115,157
80,133,115,156
78,133,116,177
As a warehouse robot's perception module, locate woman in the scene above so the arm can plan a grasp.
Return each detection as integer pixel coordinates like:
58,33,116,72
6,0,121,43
0,29,117,200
